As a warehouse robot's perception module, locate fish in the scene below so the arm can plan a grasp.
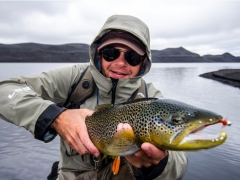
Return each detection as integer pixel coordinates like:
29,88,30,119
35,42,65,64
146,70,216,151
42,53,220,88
85,98,229,157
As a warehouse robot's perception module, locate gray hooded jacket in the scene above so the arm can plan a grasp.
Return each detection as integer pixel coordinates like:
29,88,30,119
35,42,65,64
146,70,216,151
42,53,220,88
0,15,187,179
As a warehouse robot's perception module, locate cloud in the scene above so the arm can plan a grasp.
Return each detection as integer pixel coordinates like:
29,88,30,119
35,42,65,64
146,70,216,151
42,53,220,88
0,0,239,56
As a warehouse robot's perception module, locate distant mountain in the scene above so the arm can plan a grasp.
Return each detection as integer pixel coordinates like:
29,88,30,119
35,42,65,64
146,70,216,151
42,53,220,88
0,43,239,63
0,43,89,62
152,47,199,56
151,47,207,63
202,53,240,62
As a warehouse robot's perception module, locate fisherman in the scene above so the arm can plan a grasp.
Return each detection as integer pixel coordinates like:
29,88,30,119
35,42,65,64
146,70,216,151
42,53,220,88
0,15,188,179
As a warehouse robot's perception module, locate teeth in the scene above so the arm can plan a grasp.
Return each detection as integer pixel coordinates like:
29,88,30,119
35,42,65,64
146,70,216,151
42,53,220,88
113,71,125,75
116,72,123,75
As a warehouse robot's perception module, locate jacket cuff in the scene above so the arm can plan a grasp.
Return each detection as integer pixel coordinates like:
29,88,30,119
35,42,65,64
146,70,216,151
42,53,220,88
135,154,169,180
34,104,66,142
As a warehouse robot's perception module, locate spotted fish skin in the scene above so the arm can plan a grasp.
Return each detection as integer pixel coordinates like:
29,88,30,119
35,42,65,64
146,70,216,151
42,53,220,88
85,98,227,157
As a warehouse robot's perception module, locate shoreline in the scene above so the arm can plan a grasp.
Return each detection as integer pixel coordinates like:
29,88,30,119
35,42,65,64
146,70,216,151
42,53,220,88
200,69,240,89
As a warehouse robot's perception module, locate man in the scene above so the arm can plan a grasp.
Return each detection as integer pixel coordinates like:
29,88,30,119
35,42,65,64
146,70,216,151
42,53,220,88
0,15,187,179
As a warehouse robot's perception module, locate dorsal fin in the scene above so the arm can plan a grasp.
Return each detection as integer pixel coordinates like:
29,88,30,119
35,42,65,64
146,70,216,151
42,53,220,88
117,98,158,106
95,104,113,112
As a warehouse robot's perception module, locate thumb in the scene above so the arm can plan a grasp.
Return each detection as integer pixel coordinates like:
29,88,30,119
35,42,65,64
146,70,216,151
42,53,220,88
81,108,94,117
141,142,164,158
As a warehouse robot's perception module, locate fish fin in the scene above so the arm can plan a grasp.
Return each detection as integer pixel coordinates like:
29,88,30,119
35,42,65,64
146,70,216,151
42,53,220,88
100,154,108,161
119,97,157,105
112,156,121,175
95,104,112,111
105,128,141,156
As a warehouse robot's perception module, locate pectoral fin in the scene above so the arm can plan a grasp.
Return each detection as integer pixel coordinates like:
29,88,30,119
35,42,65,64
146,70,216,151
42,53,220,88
105,128,141,156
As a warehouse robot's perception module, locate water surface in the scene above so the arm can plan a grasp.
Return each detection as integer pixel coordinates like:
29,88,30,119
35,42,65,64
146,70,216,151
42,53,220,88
0,63,239,180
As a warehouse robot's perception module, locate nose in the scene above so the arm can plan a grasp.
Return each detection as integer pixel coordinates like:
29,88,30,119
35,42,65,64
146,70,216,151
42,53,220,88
114,51,128,66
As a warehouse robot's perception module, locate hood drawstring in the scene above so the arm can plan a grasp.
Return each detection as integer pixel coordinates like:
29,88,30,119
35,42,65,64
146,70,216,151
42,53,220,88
108,78,118,104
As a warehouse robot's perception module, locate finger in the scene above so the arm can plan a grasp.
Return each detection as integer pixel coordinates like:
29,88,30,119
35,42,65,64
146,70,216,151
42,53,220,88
141,142,167,160
62,109,98,156
117,123,124,131
117,123,132,131
79,132,100,156
70,136,89,155
134,150,160,165
59,125,88,155
134,150,146,157
122,123,132,129
81,108,94,116
66,126,98,156
78,120,100,157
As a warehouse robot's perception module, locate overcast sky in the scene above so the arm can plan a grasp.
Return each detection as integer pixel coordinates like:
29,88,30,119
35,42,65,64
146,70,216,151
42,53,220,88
0,0,240,56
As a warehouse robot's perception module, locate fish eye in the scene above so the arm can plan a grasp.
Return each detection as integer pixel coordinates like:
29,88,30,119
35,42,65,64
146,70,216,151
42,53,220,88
171,115,184,125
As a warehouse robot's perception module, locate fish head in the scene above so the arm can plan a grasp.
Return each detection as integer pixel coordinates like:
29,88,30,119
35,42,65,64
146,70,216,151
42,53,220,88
142,99,228,151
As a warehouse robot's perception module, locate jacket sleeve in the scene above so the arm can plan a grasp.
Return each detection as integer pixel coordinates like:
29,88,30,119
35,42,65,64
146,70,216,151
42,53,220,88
145,82,188,180
0,63,89,142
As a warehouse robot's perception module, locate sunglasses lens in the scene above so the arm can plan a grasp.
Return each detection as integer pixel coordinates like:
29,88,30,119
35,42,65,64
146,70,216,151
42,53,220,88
101,47,144,66
124,52,143,66
101,48,120,61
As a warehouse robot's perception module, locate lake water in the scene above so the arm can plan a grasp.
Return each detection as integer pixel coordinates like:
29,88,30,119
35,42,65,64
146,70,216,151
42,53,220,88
0,63,240,180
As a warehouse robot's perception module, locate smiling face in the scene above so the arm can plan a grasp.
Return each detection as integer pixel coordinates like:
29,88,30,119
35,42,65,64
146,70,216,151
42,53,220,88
100,44,143,79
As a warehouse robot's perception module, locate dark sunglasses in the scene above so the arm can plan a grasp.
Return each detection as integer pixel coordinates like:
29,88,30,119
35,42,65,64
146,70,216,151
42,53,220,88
100,47,146,66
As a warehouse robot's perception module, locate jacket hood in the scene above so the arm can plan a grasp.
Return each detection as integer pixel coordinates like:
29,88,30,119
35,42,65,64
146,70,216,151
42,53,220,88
90,14,151,75
89,15,152,104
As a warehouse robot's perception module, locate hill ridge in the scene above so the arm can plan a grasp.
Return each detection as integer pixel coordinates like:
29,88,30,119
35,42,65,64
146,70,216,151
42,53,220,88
0,43,239,63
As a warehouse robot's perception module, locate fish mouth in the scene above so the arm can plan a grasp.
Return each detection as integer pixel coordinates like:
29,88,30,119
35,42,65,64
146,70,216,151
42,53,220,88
176,119,228,150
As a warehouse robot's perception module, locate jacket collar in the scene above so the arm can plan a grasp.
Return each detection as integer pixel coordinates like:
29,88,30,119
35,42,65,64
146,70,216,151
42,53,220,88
90,61,142,104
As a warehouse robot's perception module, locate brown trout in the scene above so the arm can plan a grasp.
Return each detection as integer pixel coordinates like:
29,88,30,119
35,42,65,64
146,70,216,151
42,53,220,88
85,98,229,157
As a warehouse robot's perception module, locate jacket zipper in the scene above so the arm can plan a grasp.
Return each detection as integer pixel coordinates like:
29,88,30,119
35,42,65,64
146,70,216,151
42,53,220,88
108,78,118,104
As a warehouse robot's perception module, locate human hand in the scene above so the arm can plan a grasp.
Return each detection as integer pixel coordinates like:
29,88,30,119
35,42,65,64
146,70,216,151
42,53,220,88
51,109,100,157
125,142,168,168
117,123,168,168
